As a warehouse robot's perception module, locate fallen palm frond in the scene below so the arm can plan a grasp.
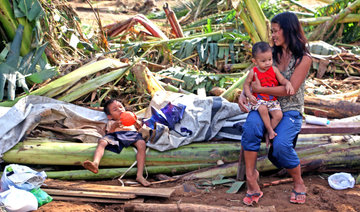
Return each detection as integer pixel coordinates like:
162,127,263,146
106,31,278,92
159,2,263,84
0,58,128,107
58,66,128,102
105,14,168,40
309,0,360,41
300,14,360,26
155,66,246,95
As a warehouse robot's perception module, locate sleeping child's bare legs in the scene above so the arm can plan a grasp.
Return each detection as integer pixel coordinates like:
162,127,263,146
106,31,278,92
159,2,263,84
133,139,150,187
83,138,150,187
83,138,108,174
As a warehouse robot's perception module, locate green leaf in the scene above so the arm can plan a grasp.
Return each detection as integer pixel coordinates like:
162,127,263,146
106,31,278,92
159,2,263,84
6,25,23,68
1,24,24,100
19,50,35,75
25,42,48,74
182,75,195,90
26,67,58,84
14,0,44,21
28,0,44,21
206,18,212,33
226,181,245,194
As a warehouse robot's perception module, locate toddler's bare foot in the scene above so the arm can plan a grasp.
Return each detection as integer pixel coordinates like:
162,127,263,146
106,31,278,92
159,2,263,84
268,130,277,140
136,176,151,187
83,160,99,174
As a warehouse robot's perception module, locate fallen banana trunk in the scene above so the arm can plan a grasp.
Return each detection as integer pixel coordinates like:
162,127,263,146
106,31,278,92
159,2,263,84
45,163,213,180
3,135,330,168
2,139,241,166
180,135,360,179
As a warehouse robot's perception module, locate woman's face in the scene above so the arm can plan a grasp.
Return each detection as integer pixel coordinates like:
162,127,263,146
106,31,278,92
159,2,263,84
271,23,285,47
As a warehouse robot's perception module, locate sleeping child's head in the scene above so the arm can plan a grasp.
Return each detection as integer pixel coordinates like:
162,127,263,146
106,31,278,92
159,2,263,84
103,99,125,120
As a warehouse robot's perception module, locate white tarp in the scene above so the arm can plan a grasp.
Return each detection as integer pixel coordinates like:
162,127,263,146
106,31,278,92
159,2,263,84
145,91,247,151
0,95,107,157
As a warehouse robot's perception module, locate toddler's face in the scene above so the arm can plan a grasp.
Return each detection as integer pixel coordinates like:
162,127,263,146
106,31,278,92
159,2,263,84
107,101,125,120
253,50,273,72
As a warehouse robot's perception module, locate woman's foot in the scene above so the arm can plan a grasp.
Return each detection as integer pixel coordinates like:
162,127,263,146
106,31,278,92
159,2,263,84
83,160,99,174
244,169,262,206
243,191,263,206
136,176,151,187
290,183,306,204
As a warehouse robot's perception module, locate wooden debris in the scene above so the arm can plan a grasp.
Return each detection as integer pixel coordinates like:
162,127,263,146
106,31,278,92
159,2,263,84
43,179,175,198
305,96,360,118
42,188,136,199
300,121,360,134
123,203,276,212
51,196,144,204
262,178,293,188
51,196,128,204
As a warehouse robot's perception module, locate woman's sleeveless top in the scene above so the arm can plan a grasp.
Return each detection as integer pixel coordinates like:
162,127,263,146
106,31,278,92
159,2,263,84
276,56,307,113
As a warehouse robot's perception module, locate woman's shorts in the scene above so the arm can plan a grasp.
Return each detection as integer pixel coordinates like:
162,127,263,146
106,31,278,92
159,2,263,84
241,110,302,169
102,131,143,154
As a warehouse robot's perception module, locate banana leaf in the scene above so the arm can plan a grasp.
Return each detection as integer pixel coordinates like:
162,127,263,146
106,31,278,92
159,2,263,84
0,25,25,101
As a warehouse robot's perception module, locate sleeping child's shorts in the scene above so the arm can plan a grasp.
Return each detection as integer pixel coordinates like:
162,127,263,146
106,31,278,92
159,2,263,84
249,99,281,111
102,131,143,154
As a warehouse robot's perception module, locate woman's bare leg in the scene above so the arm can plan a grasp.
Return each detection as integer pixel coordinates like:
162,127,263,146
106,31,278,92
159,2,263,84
288,164,306,202
244,149,260,193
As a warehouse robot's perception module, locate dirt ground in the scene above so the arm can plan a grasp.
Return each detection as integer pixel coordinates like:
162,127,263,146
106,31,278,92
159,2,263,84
37,173,360,212
34,1,360,211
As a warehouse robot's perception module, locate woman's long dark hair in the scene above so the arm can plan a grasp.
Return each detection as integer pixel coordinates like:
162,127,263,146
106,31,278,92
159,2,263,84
271,12,309,66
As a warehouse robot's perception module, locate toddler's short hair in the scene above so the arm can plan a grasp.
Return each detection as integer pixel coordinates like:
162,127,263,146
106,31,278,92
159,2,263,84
252,42,271,58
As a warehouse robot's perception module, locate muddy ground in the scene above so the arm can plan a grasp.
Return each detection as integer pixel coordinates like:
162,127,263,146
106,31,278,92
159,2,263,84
34,1,360,211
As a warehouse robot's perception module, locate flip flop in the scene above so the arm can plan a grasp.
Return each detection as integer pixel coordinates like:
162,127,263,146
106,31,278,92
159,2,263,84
243,191,263,206
290,189,307,204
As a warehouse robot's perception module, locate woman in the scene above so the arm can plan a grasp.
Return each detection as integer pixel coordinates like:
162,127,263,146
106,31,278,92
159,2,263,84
238,12,312,205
